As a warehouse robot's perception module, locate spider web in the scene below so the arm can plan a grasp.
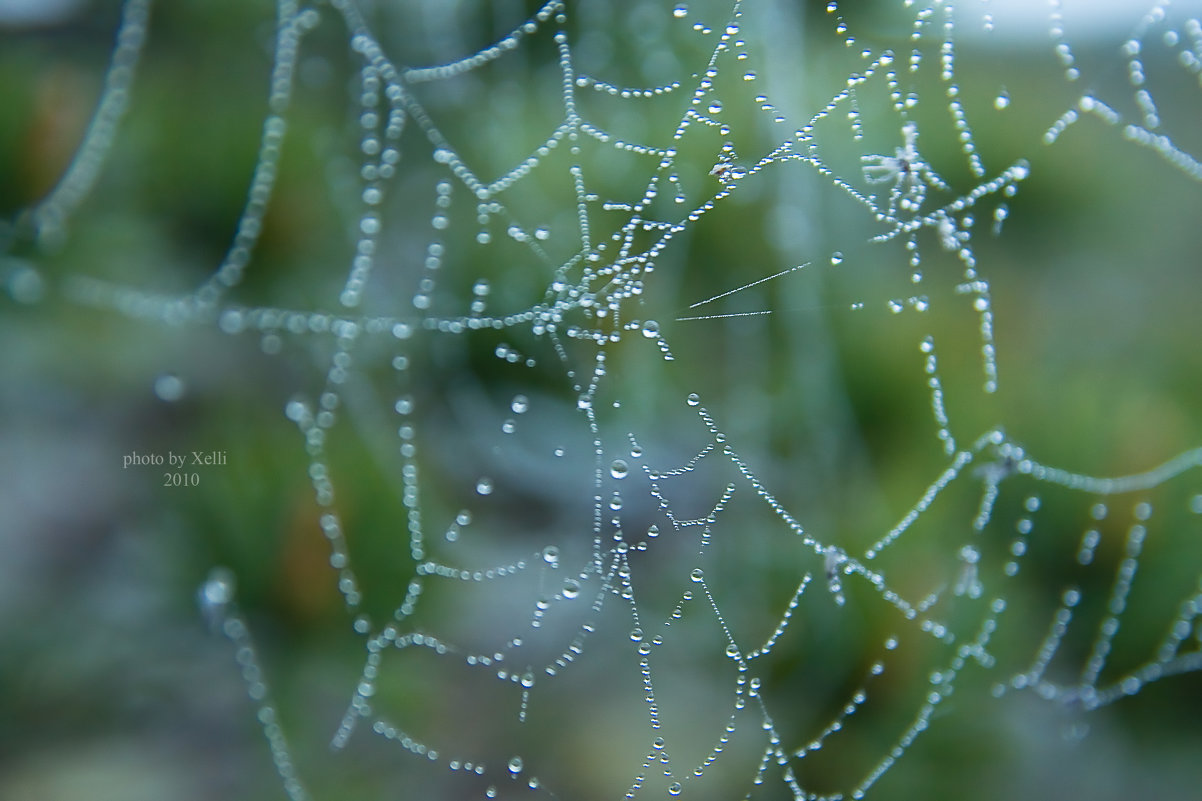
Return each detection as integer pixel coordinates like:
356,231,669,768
4,0,1202,799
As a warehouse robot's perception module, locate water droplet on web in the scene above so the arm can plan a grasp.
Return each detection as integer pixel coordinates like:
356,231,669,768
994,88,1010,110
641,320,660,338
562,578,580,599
610,459,629,479
542,546,559,566
476,477,494,496
577,395,592,410
472,279,490,296
647,524,660,538
200,567,235,609
198,567,235,629
630,627,644,642
830,252,844,265
260,333,282,354
686,393,700,407
673,4,688,18
690,568,704,582
5,261,45,304
520,671,534,688
511,394,529,414
153,372,186,402
669,782,682,796
508,756,523,775
707,100,722,115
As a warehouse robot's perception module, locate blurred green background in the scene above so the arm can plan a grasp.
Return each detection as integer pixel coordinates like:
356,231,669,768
2,1,1202,800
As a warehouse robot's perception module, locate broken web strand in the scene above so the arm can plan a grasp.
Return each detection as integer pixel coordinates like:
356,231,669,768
198,568,310,801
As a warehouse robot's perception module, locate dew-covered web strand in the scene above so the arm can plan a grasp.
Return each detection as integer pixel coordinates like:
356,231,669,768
198,569,310,801
1041,2,1202,182
21,0,153,247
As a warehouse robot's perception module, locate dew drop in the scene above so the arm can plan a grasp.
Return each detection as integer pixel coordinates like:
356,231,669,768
6,262,45,304
153,372,186,402
610,459,629,479
686,393,700,407
668,782,682,796
641,320,660,338
994,88,1010,110
476,477,494,496
198,567,235,629
673,4,688,18
542,546,560,566
830,252,844,265
562,578,580,599
508,756,523,775
200,567,235,610
690,567,704,582
511,394,529,414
